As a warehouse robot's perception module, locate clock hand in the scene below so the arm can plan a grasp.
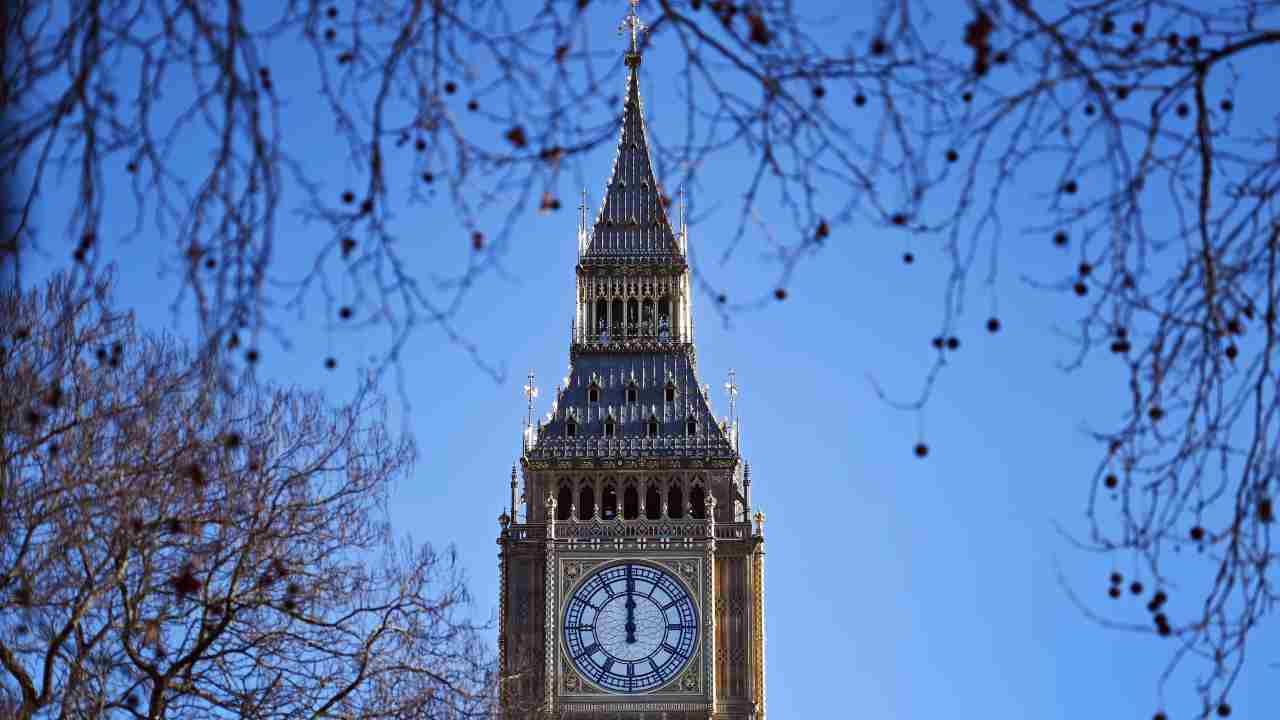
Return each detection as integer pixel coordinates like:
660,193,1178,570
625,565,637,644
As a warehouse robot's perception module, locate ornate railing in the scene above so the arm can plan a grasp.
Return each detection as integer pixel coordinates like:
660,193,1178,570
506,520,753,543
525,434,735,459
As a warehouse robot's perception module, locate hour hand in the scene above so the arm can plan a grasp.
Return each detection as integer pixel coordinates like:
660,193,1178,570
625,576,637,644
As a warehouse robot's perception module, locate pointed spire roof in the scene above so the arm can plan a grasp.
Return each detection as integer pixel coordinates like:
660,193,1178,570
581,30,684,266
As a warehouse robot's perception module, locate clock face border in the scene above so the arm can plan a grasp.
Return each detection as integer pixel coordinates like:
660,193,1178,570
559,558,703,696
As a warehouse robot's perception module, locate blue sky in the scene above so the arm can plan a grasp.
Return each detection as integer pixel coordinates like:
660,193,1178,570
23,1,1278,717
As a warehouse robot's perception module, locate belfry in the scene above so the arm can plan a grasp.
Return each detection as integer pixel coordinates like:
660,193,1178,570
496,3,767,718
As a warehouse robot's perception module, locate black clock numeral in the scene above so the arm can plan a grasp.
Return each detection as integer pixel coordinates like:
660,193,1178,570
661,642,679,655
575,642,600,660
667,623,692,631
649,658,660,673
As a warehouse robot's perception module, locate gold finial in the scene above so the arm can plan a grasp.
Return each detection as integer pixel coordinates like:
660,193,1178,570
619,0,647,65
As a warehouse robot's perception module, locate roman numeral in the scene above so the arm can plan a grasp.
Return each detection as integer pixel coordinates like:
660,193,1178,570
667,623,692,631
661,642,679,655
574,643,600,659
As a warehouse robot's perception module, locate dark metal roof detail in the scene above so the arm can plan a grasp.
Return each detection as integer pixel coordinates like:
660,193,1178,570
527,349,735,460
583,62,684,265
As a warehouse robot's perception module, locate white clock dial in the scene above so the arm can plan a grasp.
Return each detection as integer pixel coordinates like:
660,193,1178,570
563,562,698,693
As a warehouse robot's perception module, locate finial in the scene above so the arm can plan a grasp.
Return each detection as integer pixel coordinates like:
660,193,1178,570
499,512,510,528
619,0,647,66
678,184,686,245
523,371,539,429
510,464,518,524
753,510,766,535
724,368,739,424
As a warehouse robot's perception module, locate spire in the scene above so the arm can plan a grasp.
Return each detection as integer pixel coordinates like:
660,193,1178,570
582,0,683,266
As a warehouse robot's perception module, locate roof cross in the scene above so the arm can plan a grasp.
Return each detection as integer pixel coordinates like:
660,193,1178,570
619,0,647,55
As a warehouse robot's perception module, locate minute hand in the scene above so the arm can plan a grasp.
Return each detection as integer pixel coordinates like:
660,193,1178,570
625,566,637,644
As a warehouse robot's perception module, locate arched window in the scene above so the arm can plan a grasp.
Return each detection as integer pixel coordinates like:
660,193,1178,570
665,382,676,403
642,298,654,334
689,486,706,519
626,383,638,403
658,296,671,323
595,298,608,336
578,486,595,521
588,382,600,403
601,485,618,519
611,299,624,333
645,485,662,520
627,299,639,333
623,486,640,520
686,417,697,436
556,486,573,521
668,485,685,519
647,416,659,437
566,417,578,438
604,417,616,438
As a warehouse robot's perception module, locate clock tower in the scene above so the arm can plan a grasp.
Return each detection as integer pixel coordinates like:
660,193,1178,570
496,4,767,718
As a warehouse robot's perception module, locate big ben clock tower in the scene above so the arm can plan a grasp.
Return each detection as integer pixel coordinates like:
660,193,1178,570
496,3,767,718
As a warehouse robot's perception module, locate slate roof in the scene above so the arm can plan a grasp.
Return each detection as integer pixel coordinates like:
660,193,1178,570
526,349,735,460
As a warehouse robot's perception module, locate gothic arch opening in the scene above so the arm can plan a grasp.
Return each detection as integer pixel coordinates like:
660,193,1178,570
595,298,607,337
556,485,573,521
578,485,595,521
668,484,685,519
601,484,618,519
689,486,706,519
647,415,659,437
686,416,697,436
611,299,624,334
627,298,639,334
566,417,577,437
623,486,640,520
604,416,616,438
645,485,662,520
642,298,654,334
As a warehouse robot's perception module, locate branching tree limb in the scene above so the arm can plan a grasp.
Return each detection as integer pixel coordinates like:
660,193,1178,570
0,272,491,719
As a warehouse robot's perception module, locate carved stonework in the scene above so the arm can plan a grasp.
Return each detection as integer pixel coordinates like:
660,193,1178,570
498,4,766,716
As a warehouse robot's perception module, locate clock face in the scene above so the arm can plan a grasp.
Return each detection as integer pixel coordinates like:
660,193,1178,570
563,562,699,694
